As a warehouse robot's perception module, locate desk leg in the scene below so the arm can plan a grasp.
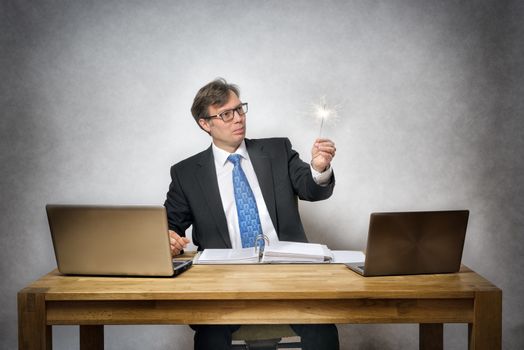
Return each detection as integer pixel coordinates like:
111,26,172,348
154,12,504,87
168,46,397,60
469,290,502,350
419,323,443,350
80,325,104,350
18,291,52,350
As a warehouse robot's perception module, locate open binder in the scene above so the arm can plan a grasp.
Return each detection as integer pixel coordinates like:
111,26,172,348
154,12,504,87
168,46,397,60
193,238,364,265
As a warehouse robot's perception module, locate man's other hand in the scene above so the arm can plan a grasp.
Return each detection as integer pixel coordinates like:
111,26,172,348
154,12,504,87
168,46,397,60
311,138,336,172
169,230,191,256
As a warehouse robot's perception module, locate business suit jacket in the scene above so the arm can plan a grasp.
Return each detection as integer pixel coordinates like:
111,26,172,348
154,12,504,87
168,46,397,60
164,137,335,250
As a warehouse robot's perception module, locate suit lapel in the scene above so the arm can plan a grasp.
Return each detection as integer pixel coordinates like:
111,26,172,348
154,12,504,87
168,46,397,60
246,139,278,231
196,146,232,248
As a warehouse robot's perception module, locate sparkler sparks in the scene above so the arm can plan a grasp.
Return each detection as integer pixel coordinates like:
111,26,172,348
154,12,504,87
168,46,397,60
311,96,340,138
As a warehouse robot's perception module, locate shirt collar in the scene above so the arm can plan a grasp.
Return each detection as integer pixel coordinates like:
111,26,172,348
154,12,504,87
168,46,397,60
212,140,250,167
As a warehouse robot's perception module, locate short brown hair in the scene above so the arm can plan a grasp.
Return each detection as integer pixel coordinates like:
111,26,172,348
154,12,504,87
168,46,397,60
191,78,240,126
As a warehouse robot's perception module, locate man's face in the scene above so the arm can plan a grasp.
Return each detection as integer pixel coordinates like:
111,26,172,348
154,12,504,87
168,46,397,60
199,90,246,153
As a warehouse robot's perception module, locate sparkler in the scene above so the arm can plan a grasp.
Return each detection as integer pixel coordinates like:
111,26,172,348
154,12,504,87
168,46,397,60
312,96,339,138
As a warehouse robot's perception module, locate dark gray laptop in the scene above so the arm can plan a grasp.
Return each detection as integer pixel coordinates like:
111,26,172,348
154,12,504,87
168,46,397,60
346,210,469,277
46,205,192,277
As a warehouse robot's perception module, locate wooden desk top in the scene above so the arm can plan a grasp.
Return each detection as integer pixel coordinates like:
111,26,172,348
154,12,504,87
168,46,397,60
20,264,499,301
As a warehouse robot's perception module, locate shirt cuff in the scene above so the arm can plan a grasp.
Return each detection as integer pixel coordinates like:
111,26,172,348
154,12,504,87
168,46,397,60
311,164,333,186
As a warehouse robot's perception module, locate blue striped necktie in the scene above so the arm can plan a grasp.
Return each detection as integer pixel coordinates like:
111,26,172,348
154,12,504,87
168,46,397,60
227,154,263,248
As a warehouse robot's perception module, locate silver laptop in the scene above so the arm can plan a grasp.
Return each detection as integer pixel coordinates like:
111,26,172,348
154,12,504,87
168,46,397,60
46,205,192,277
346,210,469,277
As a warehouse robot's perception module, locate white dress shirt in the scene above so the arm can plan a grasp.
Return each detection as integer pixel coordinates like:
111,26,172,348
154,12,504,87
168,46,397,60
212,140,332,249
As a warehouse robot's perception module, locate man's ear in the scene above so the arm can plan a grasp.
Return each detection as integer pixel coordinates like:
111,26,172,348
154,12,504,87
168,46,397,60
198,118,211,133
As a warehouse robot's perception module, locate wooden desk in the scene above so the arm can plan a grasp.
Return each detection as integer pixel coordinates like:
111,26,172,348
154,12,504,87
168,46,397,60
18,264,501,350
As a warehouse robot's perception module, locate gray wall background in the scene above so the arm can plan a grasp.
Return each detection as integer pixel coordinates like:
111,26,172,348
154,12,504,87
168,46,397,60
2,0,523,349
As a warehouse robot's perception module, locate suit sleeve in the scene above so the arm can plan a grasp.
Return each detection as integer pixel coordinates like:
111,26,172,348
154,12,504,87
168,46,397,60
164,165,193,237
285,138,335,201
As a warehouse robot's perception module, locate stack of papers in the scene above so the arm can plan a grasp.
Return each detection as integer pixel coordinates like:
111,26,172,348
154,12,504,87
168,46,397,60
261,241,331,263
332,250,366,263
196,248,258,264
194,241,365,265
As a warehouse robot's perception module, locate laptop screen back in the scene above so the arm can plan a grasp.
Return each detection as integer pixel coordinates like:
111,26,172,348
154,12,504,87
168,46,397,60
363,210,469,276
47,205,174,276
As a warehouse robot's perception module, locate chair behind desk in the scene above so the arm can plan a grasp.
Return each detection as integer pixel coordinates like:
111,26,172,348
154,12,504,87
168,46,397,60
231,325,301,349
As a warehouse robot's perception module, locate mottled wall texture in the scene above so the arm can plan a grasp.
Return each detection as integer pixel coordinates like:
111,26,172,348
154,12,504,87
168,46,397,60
2,1,523,349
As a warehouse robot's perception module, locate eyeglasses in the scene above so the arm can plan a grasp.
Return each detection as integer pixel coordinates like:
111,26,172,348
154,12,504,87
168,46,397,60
205,103,248,123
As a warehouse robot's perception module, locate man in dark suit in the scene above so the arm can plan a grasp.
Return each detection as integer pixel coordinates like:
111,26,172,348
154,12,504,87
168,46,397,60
164,78,338,350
